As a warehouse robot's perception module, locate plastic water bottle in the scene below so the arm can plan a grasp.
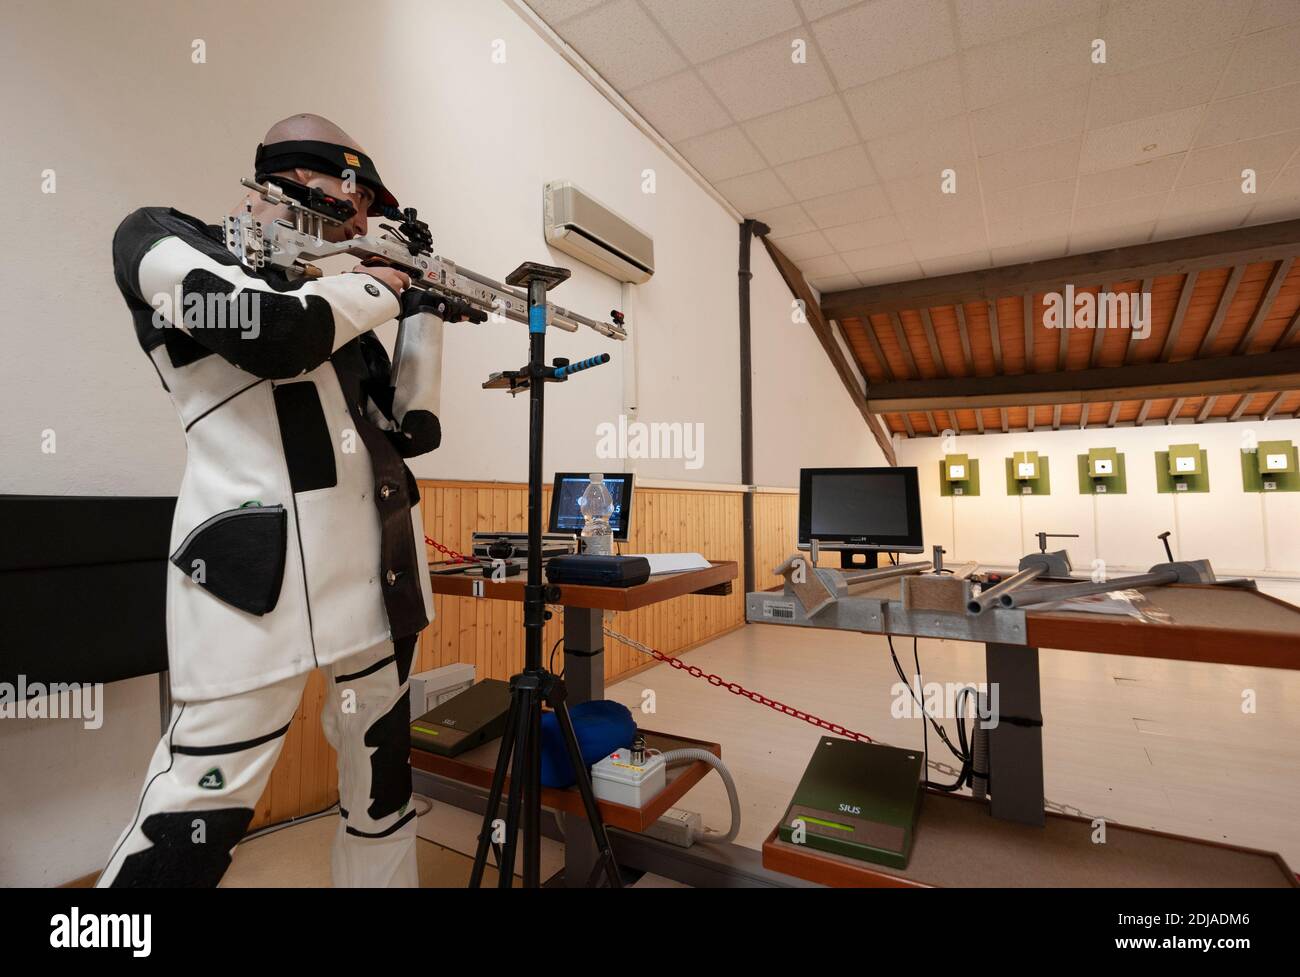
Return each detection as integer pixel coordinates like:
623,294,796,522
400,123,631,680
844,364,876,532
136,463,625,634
578,474,614,556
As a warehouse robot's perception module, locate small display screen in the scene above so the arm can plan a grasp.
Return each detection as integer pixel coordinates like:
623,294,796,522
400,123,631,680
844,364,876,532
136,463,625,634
798,467,922,549
549,473,633,541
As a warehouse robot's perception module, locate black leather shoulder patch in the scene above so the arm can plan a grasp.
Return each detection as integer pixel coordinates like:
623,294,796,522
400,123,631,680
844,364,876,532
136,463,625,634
170,505,287,616
273,381,339,493
176,268,334,379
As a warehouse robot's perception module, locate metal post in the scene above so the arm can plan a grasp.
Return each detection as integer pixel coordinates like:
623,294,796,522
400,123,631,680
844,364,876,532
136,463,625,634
985,642,1045,826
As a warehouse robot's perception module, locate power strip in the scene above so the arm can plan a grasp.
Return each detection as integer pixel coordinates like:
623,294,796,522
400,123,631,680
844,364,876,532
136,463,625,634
644,807,702,848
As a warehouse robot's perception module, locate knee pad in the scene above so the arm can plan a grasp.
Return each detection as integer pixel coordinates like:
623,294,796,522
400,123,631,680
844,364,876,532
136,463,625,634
111,808,253,888
363,697,412,821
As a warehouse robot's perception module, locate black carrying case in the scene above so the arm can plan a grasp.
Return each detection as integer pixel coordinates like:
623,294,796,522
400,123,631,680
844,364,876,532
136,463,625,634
546,555,651,588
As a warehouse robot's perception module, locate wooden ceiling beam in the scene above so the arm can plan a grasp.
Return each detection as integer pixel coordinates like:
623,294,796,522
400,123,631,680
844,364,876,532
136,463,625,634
1261,391,1286,420
889,311,920,378
987,300,1004,373
861,318,895,382
1196,396,1218,422
919,309,947,378
821,218,1300,318
1157,271,1197,363
954,304,975,375
1235,258,1292,355
1275,305,1300,350
1090,282,1110,368
1023,293,1035,373
1196,264,1246,357
863,346,1300,412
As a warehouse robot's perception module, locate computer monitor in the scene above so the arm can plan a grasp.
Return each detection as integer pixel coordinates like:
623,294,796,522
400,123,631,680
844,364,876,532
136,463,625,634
797,467,923,568
548,472,634,542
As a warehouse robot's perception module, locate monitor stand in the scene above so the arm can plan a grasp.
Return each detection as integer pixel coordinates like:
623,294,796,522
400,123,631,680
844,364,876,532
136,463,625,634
840,549,880,570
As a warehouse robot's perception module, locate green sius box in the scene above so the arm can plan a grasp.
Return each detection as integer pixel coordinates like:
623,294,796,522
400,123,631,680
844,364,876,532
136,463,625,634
1242,443,1300,492
1088,447,1119,478
940,455,980,496
1256,441,1296,476
1078,449,1127,494
1005,452,1050,495
1012,450,1040,480
1167,443,1202,477
1156,446,1209,493
778,737,924,870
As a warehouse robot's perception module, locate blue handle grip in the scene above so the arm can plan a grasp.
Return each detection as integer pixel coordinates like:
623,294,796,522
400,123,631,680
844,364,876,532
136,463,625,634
555,353,611,379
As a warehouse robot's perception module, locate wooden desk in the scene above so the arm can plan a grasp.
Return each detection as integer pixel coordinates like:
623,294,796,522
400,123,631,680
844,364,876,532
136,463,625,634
426,559,736,610
762,793,1297,888
827,577,1300,670
423,559,737,885
749,572,1300,864
413,729,720,832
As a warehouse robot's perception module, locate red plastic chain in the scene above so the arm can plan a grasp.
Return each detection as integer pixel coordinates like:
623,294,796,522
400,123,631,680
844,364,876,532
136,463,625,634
425,535,474,565
423,536,870,742
605,631,874,744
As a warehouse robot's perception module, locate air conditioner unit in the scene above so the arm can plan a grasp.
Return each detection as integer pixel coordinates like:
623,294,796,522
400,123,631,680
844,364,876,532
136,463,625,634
543,181,654,284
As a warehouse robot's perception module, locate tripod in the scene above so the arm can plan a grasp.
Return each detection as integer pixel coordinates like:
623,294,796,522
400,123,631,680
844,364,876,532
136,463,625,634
468,262,622,889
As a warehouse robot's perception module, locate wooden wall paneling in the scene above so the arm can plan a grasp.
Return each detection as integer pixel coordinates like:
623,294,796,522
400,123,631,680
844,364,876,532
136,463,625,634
256,480,755,825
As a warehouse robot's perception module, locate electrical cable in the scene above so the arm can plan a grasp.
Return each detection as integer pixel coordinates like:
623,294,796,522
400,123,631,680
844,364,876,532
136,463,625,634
887,635,970,792
659,748,741,844
238,802,339,844
548,636,563,675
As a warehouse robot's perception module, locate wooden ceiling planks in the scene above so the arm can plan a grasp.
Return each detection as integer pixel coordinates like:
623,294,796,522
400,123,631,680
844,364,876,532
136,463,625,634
824,231,1300,437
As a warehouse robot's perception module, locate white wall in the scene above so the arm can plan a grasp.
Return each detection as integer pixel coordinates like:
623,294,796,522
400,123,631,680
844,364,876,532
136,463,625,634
896,418,1300,603
751,245,885,484
0,0,878,884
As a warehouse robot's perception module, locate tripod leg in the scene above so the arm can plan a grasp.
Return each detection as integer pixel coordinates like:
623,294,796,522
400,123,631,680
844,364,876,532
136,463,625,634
497,686,534,888
522,689,544,888
468,689,521,888
552,700,623,888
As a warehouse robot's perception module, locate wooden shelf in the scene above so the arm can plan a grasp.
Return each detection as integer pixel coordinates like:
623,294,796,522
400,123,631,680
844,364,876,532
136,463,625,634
428,560,737,611
412,729,720,832
762,792,1297,888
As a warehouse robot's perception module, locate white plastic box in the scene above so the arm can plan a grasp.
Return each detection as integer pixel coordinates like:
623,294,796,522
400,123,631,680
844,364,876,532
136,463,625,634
408,663,475,718
590,748,666,807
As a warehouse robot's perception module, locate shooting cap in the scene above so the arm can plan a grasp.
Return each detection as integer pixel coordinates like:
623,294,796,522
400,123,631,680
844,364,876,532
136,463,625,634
254,139,397,216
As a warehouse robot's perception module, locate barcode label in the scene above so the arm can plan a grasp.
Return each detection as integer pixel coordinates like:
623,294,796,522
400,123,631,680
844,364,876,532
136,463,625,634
763,600,796,620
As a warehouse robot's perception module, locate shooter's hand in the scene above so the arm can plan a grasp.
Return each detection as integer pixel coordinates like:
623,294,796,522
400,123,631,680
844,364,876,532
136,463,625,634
353,262,411,295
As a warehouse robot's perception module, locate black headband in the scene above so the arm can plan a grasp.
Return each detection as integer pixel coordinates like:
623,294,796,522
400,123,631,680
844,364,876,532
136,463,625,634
254,139,397,216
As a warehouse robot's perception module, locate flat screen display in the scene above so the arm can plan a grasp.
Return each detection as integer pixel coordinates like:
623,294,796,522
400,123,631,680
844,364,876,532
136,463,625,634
797,467,922,550
549,473,633,541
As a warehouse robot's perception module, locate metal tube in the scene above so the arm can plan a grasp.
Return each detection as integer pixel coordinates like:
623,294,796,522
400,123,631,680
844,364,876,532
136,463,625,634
967,565,1044,614
841,560,932,587
1001,569,1178,609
